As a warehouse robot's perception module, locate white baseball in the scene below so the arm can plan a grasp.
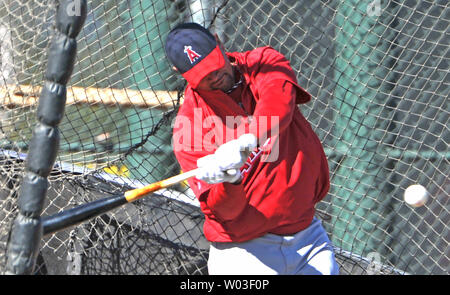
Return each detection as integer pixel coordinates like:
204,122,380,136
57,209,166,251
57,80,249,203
404,184,429,207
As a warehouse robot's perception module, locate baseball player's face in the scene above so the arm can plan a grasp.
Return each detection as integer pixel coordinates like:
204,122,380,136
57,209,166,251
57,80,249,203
196,35,235,92
196,65,234,92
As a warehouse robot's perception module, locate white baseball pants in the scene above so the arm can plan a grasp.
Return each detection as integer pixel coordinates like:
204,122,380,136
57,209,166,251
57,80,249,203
207,218,339,275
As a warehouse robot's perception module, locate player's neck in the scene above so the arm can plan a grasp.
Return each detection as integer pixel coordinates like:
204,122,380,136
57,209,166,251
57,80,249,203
225,66,243,94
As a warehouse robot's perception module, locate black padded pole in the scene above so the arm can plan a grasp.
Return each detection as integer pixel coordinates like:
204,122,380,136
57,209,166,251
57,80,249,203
5,0,87,275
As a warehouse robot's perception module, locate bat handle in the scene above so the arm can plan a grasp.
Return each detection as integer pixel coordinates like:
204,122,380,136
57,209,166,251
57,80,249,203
123,168,238,202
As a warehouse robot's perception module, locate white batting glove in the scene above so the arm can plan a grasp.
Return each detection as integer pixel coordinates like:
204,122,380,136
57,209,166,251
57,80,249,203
196,134,257,184
196,155,242,184
213,134,258,171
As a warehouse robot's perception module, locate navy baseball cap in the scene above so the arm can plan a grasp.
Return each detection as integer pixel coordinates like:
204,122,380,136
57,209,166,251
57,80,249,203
165,23,225,89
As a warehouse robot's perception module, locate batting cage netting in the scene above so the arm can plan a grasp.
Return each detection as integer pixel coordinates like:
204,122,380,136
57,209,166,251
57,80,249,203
0,0,448,274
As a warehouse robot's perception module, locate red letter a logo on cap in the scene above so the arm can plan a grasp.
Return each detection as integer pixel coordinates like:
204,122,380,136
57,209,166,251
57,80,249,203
184,46,201,64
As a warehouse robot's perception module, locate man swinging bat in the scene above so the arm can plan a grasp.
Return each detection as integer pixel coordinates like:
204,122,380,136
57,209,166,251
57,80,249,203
165,22,339,275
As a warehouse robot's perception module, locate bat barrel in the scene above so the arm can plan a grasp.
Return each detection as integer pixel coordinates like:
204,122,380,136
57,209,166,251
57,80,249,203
42,194,127,236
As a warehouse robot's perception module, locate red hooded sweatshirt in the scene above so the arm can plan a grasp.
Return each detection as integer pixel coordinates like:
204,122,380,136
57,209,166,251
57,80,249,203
173,46,330,242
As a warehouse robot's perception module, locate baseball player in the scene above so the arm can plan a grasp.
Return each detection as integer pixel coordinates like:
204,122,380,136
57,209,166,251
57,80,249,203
165,22,339,275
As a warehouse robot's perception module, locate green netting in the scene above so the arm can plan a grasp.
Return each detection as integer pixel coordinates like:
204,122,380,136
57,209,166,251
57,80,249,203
331,0,397,257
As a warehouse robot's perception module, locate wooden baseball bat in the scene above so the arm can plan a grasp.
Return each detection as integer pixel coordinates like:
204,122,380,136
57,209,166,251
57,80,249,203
41,168,201,236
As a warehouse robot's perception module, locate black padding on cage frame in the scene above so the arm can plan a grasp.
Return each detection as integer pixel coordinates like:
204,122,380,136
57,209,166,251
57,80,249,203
6,215,43,274
5,0,87,275
45,34,77,85
18,173,49,218
56,0,88,38
37,82,67,126
26,124,60,177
